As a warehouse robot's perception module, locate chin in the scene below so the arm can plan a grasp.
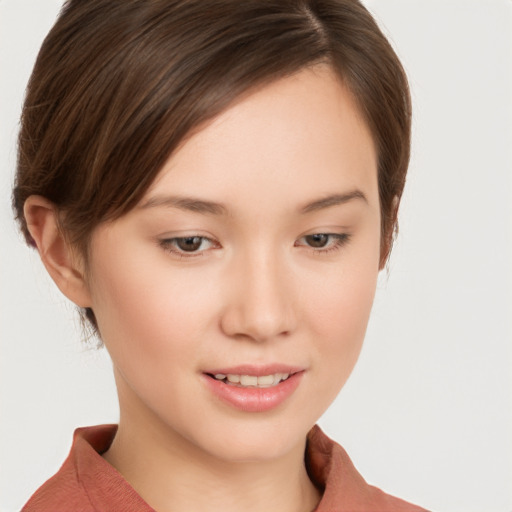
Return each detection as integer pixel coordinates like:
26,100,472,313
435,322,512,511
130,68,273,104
180,415,314,465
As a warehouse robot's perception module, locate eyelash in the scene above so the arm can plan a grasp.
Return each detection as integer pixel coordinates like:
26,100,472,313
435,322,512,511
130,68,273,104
159,236,218,259
159,233,351,259
295,233,351,254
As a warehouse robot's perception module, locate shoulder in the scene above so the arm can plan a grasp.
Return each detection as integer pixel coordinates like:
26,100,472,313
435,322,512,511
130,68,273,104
21,451,93,512
307,426,429,512
22,425,153,512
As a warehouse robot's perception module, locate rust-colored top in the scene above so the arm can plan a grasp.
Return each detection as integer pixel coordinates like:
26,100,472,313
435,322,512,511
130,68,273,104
22,425,428,512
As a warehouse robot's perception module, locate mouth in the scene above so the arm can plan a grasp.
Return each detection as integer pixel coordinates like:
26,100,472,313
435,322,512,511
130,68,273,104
202,366,305,412
206,372,292,388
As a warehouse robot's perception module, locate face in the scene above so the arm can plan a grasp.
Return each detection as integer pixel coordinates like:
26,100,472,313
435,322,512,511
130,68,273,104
85,66,381,463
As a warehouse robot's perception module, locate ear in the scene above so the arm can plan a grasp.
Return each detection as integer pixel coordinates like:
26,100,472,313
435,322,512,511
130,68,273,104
379,195,400,270
24,195,92,308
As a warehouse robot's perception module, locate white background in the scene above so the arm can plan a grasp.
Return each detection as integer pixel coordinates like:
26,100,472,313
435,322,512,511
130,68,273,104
1,1,511,511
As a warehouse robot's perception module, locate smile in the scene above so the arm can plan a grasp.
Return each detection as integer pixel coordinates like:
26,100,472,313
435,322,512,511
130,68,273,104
203,367,304,412
212,373,290,388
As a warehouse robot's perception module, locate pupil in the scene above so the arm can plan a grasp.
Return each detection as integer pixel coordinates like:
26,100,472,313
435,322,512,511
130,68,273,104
306,234,328,248
177,237,202,252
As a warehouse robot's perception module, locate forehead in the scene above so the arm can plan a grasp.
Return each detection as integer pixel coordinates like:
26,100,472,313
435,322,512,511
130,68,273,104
145,65,378,212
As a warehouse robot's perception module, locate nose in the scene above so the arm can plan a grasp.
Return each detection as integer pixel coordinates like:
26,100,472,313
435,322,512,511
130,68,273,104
219,248,297,343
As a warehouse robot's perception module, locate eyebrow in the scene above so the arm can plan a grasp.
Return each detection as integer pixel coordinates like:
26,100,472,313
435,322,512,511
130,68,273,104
139,189,367,216
299,190,368,213
139,195,228,215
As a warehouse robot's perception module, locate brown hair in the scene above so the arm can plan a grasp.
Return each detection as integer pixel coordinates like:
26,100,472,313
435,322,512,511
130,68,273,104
13,0,411,329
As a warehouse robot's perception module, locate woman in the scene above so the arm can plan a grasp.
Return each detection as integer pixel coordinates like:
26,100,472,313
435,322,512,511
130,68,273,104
13,1,426,510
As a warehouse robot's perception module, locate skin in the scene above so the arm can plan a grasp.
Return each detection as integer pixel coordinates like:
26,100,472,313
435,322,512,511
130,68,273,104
25,65,382,512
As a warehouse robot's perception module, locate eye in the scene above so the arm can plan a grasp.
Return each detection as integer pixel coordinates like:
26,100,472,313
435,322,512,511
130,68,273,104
304,233,330,248
159,236,218,257
174,236,207,252
296,233,350,253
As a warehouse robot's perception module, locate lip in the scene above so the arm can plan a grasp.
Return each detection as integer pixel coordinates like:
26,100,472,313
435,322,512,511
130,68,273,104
202,365,305,413
205,364,304,377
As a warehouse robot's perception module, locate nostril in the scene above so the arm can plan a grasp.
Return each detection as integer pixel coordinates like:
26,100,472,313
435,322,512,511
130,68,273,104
218,273,297,342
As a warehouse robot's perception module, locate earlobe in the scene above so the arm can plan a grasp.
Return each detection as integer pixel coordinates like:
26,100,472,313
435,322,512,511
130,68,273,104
24,195,92,308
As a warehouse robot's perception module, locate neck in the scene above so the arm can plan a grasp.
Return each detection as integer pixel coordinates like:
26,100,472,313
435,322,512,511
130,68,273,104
103,380,321,512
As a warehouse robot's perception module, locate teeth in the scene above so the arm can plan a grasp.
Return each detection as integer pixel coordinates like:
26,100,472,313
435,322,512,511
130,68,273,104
240,375,258,386
213,372,290,388
256,375,274,386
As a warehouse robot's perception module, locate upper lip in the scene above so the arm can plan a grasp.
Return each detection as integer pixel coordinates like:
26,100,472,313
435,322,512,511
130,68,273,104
204,364,304,377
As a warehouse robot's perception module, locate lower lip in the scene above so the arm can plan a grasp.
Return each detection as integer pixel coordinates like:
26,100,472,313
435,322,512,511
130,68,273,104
203,372,304,413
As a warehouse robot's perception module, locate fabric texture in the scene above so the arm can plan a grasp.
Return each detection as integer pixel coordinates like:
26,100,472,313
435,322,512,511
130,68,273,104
22,424,428,512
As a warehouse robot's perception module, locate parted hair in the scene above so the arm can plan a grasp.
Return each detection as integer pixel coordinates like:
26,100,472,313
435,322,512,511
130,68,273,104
13,0,411,329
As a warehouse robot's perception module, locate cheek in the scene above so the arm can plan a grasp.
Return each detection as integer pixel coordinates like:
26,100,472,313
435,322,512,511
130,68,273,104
88,242,219,367
305,240,380,392
312,271,376,358
311,233,379,333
